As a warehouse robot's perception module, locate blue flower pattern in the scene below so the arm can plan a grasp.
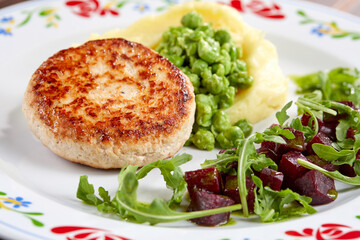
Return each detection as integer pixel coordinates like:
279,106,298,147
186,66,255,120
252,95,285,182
133,3,150,13
0,16,14,36
4,197,31,208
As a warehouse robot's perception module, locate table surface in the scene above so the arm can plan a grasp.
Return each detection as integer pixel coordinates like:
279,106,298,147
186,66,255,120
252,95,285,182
0,0,360,17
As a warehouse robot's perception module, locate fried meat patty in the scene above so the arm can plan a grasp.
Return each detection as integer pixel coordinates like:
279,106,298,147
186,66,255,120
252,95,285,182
23,38,195,169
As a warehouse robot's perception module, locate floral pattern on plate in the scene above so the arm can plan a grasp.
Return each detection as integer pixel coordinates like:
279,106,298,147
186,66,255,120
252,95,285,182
51,226,131,240
224,0,285,19
285,223,360,240
0,191,44,227
297,10,360,40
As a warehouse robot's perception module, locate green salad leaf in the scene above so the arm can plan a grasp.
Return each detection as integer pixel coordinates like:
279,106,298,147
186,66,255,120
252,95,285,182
76,154,242,225
290,67,360,106
252,176,316,222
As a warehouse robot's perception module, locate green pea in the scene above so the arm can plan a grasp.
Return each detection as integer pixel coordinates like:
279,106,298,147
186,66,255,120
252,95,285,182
191,129,215,151
219,49,231,75
169,45,183,56
185,42,197,56
212,110,231,133
236,46,243,59
166,54,185,67
229,46,238,62
197,24,215,38
216,126,244,149
212,63,225,76
221,42,232,52
195,104,212,127
196,93,217,110
189,55,197,67
195,94,217,127
187,73,200,93
189,30,204,41
202,74,229,95
218,86,236,109
198,38,220,64
156,11,255,151
231,59,247,73
181,11,203,29
234,119,253,138
229,73,254,89
215,29,231,45
191,59,208,75
161,31,172,42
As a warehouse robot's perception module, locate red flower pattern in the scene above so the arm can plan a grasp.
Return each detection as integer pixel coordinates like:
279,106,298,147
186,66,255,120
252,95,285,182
51,226,131,240
226,0,285,19
286,223,360,240
65,0,119,18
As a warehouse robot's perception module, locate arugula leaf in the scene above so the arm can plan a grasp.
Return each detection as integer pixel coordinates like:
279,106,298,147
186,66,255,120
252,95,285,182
249,153,278,172
236,137,255,217
291,67,360,106
319,71,331,100
136,153,192,208
262,126,295,141
201,152,238,174
252,176,316,222
76,154,243,225
114,167,242,225
77,175,103,206
276,101,292,126
312,143,356,165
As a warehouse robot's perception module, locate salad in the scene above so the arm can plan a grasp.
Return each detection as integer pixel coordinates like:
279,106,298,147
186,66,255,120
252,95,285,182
76,67,360,226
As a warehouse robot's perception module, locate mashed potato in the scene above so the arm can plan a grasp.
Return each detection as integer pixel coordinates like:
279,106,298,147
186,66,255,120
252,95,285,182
89,2,288,124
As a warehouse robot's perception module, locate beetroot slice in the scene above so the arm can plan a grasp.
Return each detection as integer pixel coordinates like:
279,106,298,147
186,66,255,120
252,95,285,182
185,167,223,198
294,170,337,205
257,141,281,163
339,164,356,177
223,175,255,213
278,151,309,189
306,132,332,155
279,151,308,181
187,190,235,226
259,167,284,191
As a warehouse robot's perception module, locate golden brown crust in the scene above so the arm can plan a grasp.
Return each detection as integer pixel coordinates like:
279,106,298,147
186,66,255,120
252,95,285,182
23,38,195,168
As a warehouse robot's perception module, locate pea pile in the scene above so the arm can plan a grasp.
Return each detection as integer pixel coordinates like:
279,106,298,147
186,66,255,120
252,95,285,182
156,12,254,150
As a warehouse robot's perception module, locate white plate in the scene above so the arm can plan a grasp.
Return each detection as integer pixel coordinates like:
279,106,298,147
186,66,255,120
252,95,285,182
1,0,360,239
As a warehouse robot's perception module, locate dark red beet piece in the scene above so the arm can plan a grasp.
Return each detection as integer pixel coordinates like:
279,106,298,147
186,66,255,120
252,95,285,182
187,190,235,226
185,167,223,199
339,164,356,177
277,128,306,153
306,132,332,155
294,170,337,205
259,167,284,191
278,151,309,189
223,175,256,213
341,150,360,177
307,155,338,172
346,127,356,140
320,121,338,141
223,175,239,203
257,141,281,163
